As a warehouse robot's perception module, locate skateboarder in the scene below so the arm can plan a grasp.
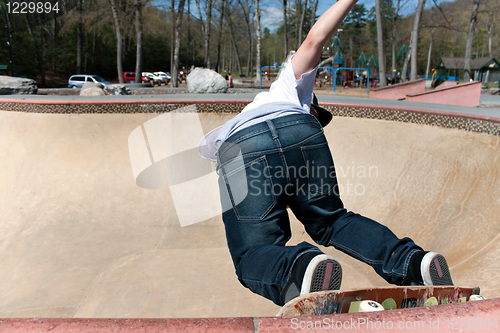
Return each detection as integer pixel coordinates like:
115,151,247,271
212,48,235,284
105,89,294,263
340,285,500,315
198,0,453,306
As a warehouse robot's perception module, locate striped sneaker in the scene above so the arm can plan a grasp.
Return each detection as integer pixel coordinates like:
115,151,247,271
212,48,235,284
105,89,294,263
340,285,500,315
281,253,342,304
302,254,343,294
421,252,453,286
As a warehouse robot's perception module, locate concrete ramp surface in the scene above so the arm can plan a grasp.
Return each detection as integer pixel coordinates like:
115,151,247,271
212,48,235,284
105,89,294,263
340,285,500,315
0,108,498,318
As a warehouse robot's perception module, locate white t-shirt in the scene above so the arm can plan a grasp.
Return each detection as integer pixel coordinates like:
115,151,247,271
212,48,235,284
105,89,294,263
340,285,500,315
198,56,319,162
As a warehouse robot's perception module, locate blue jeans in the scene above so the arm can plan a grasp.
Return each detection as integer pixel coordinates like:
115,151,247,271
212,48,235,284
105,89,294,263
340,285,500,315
216,114,422,305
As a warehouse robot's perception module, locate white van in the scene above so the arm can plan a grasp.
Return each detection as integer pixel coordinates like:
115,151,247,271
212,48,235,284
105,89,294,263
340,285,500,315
68,75,111,88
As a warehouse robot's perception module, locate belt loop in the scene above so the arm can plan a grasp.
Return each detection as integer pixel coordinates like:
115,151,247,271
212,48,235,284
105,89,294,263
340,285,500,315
266,119,279,139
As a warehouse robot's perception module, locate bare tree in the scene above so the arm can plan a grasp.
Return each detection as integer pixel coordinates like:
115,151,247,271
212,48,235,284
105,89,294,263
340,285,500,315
484,0,499,57
134,0,147,83
77,0,84,74
464,0,481,82
425,28,435,78
423,0,453,79
238,0,254,76
283,0,288,59
227,1,244,74
2,4,14,76
297,0,307,47
215,0,226,72
375,0,387,86
389,0,409,80
254,0,261,81
483,0,499,82
108,0,124,83
410,0,427,80
172,0,186,87
401,0,426,81
310,0,318,25
196,0,215,68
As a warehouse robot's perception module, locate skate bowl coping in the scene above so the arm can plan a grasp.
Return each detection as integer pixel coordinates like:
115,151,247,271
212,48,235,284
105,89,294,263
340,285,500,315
1,298,500,332
0,96,499,328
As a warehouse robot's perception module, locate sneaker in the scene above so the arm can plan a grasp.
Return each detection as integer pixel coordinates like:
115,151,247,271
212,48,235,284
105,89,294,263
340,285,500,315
281,253,342,304
421,252,453,286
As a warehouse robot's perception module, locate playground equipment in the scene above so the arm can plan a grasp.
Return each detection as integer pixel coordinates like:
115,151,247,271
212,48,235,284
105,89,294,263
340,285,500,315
260,66,370,95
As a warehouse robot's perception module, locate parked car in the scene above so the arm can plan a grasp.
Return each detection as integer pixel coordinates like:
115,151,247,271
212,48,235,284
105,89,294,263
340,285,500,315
68,74,111,88
141,72,163,86
118,72,137,83
154,71,171,84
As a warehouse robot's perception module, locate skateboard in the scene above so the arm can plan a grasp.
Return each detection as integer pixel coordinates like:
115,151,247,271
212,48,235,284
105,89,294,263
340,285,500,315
277,286,482,316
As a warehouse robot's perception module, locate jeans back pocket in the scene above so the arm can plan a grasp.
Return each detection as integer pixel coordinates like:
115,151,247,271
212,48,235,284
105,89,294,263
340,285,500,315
220,156,277,221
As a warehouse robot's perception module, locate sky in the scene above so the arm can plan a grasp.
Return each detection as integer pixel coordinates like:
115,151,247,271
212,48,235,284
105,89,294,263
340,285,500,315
259,0,372,32
260,0,456,32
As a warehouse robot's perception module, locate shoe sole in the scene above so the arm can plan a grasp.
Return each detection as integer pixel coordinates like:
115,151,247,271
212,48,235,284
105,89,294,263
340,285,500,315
301,254,342,295
421,252,453,286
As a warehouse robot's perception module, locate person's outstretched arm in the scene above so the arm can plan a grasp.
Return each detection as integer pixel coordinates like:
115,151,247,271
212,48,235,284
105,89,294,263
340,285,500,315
291,0,359,79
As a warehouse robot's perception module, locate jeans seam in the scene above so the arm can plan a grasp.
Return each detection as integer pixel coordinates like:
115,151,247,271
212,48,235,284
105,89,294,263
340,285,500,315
218,131,325,171
330,240,385,265
218,129,270,158
403,249,420,278
218,150,277,173
285,130,325,151
273,119,319,131
301,141,329,151
222,155,264,178
218,118,323,160
300,142,336,196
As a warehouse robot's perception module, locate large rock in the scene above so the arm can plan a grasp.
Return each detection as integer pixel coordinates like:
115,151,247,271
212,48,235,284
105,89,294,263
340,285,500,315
187,68,228,93
0,75,38,95
80,82,106,96
104,84,131,95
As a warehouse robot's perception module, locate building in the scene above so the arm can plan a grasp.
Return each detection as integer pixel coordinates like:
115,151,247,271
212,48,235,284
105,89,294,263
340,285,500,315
435,57,499,84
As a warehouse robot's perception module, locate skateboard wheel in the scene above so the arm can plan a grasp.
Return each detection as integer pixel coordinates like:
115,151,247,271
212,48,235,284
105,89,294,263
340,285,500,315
424,297,438,306
358,300,385,312
469,295,486,301
381,298,397,310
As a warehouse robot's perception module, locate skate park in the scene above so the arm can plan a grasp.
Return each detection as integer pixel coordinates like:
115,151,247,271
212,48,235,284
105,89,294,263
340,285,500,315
0,90,499,331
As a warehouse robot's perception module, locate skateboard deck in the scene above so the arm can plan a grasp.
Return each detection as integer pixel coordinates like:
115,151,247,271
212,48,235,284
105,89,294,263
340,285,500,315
277,286,481,316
